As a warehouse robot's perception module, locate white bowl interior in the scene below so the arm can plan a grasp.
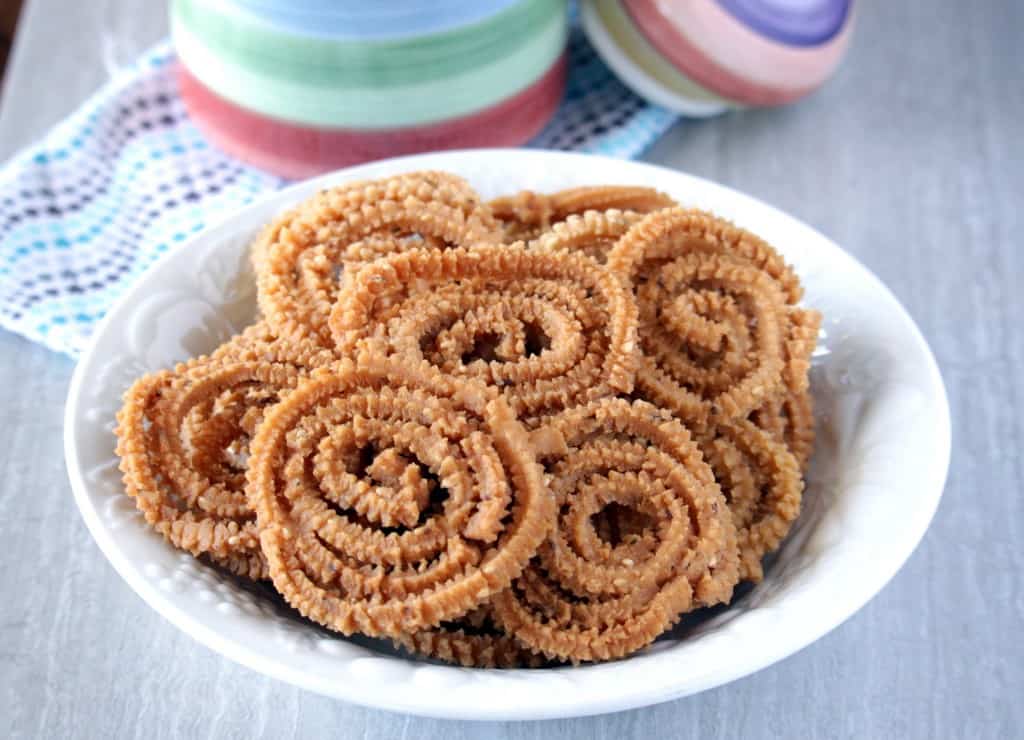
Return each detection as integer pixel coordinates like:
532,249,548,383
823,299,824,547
64,150,949,720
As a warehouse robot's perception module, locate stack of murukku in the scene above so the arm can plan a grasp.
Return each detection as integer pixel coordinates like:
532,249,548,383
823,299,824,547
115,170,820,666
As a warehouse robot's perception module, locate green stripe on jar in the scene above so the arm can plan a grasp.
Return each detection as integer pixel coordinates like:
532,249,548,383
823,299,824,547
172,0,562,89
172,5,568,129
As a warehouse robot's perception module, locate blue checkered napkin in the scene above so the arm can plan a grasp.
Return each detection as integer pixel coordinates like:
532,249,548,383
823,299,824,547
0,25,677,358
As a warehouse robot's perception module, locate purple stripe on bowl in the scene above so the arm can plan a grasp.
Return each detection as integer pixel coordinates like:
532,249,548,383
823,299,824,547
716,0,851,46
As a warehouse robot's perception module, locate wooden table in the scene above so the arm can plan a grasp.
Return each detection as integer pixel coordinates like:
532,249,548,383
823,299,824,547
0,1,1020,737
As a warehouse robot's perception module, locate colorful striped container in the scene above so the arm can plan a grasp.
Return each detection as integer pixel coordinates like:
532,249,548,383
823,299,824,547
172,0,569,177
581,0,854,116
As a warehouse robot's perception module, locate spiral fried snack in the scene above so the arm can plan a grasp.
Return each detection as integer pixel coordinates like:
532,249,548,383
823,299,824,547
532,208,645,263
329,244,639,417
751,308,822,470
750,389,812,472
698,419,803,582
392,607,547,668
255,172,501,347
606,208,810,430
113,172,822,667
208,321,337,369
491,399,739,663
607,207,803,300
245,358,555,637
115,359,303,579
489,185,677,241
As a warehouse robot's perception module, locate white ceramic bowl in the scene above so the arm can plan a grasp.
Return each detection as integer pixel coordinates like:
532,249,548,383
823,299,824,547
64,150,950,721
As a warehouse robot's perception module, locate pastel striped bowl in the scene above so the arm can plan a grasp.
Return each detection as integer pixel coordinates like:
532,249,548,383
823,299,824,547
173,0,567,129
225,0,523,40
178,57,567,179
582,0,732,117
582,0,853,112
172,0,568,176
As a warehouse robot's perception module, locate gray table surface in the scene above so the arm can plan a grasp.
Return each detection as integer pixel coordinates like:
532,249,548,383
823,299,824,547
1,1,1020,738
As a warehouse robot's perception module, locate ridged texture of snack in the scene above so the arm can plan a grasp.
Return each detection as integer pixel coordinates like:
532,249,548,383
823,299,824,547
115,359,303,579
491,398,738,663
208,321,338,369
489,185,677,242
255,171,502,348
607,208,809,428
392,607,547,668
113,173,823,666
245,358,554,638
750,308,822,471
698,419,803,582
531,208,645,263
329,243,639,417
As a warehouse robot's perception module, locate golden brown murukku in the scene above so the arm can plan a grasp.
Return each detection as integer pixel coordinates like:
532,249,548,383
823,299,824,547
751,308,821,470
115,359,303,579
634,252,787,427
256,172,501,348
698,419,802,582
489,185,677,242
206,321,337,369
532,208,645,263
245,357,554,638
491,399,738,663
329,244,639,417
392,607,547,668
782,308,821,395
607,207,803,303
607,208,810,430
548,185,678,217
750,389,815,473
114,172,823,668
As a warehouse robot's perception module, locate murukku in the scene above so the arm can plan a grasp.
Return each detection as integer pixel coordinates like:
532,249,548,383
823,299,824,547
633,252,788,428
607,208,810,430
698,419,802,582
488,185,677,241
207,321,337,369
751,308,822,470
115,359,303,579
607,207,804,303
114,171,823,668
245,357,555,638
256,172,501,348
491,399,738,663
329,244,639,417
751,388,815,473
392,607,547,668
532,208,645,263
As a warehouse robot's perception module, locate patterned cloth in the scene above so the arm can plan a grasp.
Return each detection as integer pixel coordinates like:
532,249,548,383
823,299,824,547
0,25,676,358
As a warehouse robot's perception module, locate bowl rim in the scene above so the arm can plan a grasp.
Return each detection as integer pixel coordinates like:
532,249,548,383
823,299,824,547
64,148,951,720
